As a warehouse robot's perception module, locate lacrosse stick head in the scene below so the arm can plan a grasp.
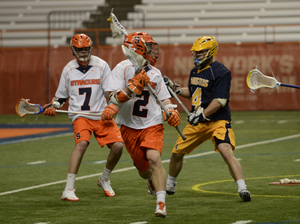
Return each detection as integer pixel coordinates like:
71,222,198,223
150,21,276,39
247,69,280,90
124,32,159,66
107,9,128,38
191,36,218,69
70,33,93,67
15,99,43,117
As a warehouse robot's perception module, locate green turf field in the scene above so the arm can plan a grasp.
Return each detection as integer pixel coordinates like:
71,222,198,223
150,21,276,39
0,111,300,224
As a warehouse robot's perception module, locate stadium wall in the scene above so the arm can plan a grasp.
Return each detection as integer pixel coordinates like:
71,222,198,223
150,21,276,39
1,42,300,115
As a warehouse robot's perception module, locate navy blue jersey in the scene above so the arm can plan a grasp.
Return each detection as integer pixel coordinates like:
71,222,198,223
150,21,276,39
188,61,231,121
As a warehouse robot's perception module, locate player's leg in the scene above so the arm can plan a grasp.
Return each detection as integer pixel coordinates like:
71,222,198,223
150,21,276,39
166,153,184,195
146,149,167,218
167,123,203,195
61,140,89,201
62,117,92,201
105,141,123,170
137,168,156,197
94,120,124,197
139,124,167,218
212,120,251,202
218,142,251,201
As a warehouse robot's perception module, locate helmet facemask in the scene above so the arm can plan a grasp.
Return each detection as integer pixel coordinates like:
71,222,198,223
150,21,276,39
190,36,218,69
191,49,211,69
70,34,93,67
124,32,159,66
144,42,159,66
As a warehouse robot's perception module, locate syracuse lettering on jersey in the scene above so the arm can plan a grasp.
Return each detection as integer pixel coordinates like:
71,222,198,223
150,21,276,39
190,77,209,87
70,79,100,86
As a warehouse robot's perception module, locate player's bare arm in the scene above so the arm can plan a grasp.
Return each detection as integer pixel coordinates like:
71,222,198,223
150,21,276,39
203,98,222,117
176,87,190,99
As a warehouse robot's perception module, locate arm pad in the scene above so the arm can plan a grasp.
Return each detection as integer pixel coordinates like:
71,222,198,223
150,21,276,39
216,98,227,107
109,90,131,106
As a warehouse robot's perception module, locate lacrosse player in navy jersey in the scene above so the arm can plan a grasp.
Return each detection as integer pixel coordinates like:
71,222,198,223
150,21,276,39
164,36,251,202
43,33,123,201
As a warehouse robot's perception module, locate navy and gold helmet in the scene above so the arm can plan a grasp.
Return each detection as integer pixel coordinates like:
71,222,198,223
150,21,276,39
190,36,218,69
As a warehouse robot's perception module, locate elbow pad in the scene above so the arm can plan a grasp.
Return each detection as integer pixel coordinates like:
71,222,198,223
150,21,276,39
216,98,227,107
109,90,131,106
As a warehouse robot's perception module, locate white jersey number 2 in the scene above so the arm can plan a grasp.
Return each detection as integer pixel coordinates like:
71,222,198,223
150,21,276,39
133,90,150,118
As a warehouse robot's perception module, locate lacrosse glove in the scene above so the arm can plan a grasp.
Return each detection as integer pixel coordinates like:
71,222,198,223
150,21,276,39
163,109,181,127
43,97,60,116
187,106,210,126
102,103,118,121
127,69,150,95
163,75,182,95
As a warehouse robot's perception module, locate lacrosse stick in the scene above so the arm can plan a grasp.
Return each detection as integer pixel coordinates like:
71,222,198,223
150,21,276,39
108,10,186,140
15,99,102,117
247,68,300,91
166,85,190,116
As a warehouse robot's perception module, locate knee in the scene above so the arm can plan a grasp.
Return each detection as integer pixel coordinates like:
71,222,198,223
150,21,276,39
75,141,89,154
139,168,152,179
110,142,123,155
148,154,161,167
171,153,184,162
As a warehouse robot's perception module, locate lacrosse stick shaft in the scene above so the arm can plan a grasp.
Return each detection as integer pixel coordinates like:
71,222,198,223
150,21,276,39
147,84,187,141
280,83,300,89
56,110,102,116
167,86,190,115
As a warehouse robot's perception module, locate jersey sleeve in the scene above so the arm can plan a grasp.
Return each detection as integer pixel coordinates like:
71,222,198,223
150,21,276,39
156,75,171,101
55,67,69,99
106,63,129,93
213,71,231,100
102,61,113,92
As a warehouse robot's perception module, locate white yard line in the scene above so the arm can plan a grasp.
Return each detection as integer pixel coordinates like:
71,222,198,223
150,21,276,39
1,133,300,196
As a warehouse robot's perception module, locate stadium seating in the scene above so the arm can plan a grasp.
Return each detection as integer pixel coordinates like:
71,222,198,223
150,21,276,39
1,0,300,47
106,0,300,45
0,0,106,47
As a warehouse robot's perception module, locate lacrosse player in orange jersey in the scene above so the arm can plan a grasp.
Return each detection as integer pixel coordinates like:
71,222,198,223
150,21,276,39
102,32,181,218
164,36,251,202
43,33,123,201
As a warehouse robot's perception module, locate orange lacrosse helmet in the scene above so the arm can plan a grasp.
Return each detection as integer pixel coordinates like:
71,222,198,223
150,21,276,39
124,32,159,66
70,33,93,67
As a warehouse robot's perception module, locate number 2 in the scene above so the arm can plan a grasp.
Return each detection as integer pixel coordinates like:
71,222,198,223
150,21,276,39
133,90,150,118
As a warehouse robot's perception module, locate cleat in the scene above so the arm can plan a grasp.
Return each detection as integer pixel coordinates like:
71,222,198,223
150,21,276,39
166,181,177,195
97,178,115,197
239,189,252,202
61,189,79,201
155,201,167,218
148,179,156,197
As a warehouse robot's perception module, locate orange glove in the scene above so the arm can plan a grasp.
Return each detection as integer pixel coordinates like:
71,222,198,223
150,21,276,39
102,103,118,121
127,69,150,95
43,97,59,116
163,109,181,127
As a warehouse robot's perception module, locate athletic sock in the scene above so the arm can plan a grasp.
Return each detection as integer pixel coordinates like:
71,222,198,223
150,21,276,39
65,173,76,190
167,174,177,183
156,191,166,203
236,179,247,192
100,167,112,180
